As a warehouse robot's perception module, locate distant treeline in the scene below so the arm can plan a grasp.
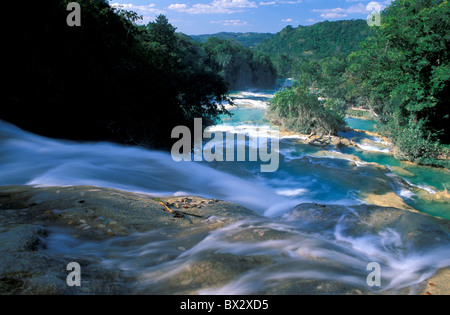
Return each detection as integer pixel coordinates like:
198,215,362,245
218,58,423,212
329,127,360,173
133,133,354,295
3,0,276,148
204,37,277,90
257,19,372,77
190,32,274,48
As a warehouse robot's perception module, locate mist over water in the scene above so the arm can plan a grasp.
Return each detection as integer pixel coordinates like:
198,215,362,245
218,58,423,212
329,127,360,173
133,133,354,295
1,83,450,294
40,204,450,295
0,120,286,214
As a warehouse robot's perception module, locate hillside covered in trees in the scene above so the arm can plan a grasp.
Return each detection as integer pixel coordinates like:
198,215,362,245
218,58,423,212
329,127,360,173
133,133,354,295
2,0,276,148
204,38,277,90
267,0,449,167
3,0,448,167
265,20,372,137
257,19,372,76
345,0,450,166
191,32,274,48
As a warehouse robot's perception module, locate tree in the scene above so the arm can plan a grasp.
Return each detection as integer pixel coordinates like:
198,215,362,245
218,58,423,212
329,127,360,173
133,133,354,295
147,15,177,50
2,1,229,148
345,0,450,164
257,20,372,76
268,83,345,136
204,38,277,90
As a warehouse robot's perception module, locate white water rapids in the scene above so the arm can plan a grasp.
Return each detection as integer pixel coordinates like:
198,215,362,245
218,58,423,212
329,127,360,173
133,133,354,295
1,86,449,294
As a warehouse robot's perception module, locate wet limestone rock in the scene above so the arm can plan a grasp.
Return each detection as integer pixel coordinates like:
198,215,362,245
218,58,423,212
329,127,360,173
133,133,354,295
0,185,449,295
0,185,257,294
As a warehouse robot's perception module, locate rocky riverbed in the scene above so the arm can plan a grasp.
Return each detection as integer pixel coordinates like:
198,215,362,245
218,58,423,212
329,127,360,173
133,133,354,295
0,185,258,294
0,185,449,295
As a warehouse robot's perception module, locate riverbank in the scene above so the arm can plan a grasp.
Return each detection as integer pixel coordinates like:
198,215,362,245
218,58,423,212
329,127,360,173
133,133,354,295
345,114,450,169
345,109,376,121
1,185,449,295
219,92,448,220
270,123,450,217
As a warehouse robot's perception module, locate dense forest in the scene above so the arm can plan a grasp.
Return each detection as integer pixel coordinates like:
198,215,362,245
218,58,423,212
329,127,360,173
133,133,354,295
3,0,448,167
257,19,373,76
267,0,450,167
265,20,372,137
346,0,450,166
3,0,276,148
204,38,277,90
191,32,274,48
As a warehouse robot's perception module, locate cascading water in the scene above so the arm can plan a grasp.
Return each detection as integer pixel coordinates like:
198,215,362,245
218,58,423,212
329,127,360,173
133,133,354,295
1,82,449,294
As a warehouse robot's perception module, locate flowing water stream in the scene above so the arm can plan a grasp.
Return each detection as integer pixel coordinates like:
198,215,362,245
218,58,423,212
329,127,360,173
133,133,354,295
1,81,449,294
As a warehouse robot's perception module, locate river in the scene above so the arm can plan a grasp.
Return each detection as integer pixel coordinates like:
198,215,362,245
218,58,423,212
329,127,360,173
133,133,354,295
0,82,449,294
217,86,450,220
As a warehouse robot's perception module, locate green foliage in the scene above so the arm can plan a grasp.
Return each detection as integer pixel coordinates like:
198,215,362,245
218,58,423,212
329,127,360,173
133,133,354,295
147,15,177,46
3,0,229,147
265,22,367,137
345,108,374,119
389,118,442,164
204,38,277,90
268,1,449,168
293,56,351,101
345,0,450,165
268,84,345,136
190,32,274,48
258,20,373,76
324,98,346,117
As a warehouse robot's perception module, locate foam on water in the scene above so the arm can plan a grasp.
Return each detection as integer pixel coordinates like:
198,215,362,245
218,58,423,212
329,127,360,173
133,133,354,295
39,205,450,295
276,188,309,197
2,85,450,294
356,142,391,154
0,120,286,214
232,99,269,109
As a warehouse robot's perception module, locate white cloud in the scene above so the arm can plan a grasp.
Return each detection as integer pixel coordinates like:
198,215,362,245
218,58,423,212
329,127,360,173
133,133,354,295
210,19,248,26
224,19,248,26
321,12,348,19
312,3,370,19
346,3,370,14
169,0,257,14
281,18,293,22
313,0,392,19
110,3,165,14
258,0,302,4
168,3,188,11
313,7,344,14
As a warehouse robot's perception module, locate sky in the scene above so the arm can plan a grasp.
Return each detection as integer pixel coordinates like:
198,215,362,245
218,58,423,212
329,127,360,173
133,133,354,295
109,0,393,35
